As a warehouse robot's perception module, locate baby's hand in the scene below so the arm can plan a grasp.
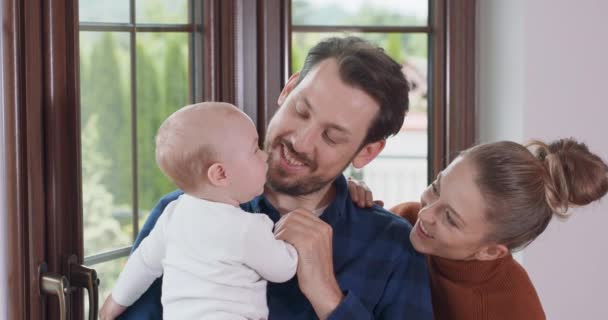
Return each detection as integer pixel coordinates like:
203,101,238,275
347,177,384,208
99,294,127,320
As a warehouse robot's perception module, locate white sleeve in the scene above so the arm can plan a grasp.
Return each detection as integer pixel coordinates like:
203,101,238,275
242,215,298,283
111,201,176,306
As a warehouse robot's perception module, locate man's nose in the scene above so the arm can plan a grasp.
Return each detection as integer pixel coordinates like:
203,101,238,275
291,124,317,155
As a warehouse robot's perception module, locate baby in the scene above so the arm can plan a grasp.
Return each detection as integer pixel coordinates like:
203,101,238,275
100,102,298,319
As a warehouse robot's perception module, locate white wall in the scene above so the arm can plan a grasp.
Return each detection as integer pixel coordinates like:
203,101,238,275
523,1,608,319
477,1,608,319
477,0,525,144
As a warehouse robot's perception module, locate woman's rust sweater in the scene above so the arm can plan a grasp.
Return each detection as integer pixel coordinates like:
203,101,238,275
391,202,546,320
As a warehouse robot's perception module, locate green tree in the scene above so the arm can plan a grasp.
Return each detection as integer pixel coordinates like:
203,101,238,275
386,33,404,64
291,42,306,74
131,38,188,216
135,43,175,211
84,33,132,207
158,39,188,196
163,40,188,113
81,113,130,305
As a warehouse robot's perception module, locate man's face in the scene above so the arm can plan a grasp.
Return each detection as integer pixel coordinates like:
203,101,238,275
264,59,380,196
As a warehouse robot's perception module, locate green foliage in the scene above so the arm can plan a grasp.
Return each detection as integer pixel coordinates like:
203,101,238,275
136,43,171,212
290,1,428,91
292,0,423,27
79,2,190,303
163,40,188,113
386,33,404,64
81,114,130,256
136,0,188,24
81,34,188,222
81,114,130,305
133,38,186,213
83,33,132,207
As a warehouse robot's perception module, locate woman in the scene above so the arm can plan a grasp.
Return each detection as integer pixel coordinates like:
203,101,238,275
349,138,608,320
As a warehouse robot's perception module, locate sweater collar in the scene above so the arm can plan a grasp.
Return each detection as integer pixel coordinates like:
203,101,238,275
429,254,514,285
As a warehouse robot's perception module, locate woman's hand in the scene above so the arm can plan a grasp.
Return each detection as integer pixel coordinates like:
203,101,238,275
347,177,384,208
99,294,127,320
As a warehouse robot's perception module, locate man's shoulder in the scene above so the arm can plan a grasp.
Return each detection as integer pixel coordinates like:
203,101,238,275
350,203,413,232
344,203,419,256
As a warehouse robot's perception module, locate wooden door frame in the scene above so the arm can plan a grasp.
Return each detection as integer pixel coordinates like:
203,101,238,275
2,0,83,318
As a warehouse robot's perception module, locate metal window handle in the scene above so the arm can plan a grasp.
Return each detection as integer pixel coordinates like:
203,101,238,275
40,269,71,320
68,255,100,320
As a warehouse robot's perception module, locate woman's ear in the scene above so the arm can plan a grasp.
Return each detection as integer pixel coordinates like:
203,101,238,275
207,162,229,187
277,72,300,106
474,244,509,261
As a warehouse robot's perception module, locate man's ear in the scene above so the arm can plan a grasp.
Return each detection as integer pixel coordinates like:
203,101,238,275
474,244,509,261
351,140,386,169
277,72,301,106
207,163,229,187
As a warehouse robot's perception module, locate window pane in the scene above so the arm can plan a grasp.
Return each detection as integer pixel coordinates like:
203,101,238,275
136,33,189,215
84,256,128,316
79,0,130,23
136,0,189,24
293,32,429,207
292,0,428,27
80,31,133,256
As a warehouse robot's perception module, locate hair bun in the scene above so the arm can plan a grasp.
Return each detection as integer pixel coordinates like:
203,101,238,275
529,138,608,218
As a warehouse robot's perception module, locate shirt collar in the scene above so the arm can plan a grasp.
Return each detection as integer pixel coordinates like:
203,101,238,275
248,174,349,225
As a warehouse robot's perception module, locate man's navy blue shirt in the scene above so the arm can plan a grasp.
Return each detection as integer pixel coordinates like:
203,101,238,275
119,175,432,319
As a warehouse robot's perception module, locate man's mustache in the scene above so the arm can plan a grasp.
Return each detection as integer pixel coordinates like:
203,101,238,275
272,138,317,170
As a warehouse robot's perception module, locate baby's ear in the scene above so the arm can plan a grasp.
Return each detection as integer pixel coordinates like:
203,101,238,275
207,162,229,187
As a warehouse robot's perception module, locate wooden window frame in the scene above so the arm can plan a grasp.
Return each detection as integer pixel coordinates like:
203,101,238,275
77,0,205,266
280,0,477,180
1,0,475,318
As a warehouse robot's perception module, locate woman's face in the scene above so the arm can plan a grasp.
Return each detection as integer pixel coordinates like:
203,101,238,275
410,156,503,260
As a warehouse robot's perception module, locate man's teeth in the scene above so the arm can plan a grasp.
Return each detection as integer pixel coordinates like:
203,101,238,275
282,144,305,166
420,222,432,238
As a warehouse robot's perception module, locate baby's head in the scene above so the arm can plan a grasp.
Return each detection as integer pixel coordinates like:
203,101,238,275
156,102,269,204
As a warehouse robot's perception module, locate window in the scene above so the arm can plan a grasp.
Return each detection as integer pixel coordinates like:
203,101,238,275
290,0,431,208
78,0,202,304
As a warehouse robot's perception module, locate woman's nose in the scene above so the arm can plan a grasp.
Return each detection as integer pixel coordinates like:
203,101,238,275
418,208,435,225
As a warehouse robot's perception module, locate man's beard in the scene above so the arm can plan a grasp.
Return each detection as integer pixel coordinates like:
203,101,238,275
266,172,332,196
265,137,352,196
